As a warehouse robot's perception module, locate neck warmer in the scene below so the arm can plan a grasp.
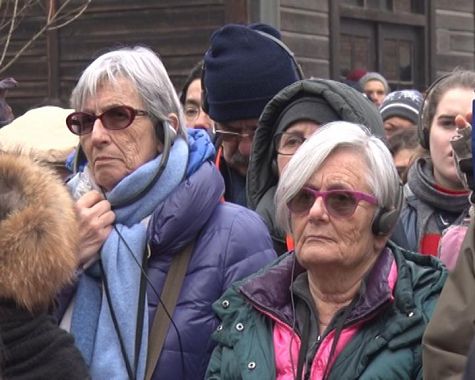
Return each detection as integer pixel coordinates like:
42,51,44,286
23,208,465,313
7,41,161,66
69,137,189,380
406,157,469,252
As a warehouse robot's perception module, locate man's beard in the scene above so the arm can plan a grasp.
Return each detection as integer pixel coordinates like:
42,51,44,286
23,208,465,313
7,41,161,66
228,152,249,175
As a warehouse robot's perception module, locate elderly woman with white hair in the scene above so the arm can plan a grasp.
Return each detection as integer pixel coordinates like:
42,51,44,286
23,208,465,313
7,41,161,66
206,122,446,380
57,46,275,380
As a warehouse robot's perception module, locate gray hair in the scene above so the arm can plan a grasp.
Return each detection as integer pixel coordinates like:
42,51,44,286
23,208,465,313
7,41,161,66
70,46,187,138
275,121,400,233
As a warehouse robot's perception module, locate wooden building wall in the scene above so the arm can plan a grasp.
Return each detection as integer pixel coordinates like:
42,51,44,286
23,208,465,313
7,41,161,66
2,0,474,118
4,0,228,116
280,0,330,78
434,0,474,75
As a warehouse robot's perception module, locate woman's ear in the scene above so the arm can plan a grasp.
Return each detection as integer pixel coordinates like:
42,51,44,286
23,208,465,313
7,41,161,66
167,113,179,132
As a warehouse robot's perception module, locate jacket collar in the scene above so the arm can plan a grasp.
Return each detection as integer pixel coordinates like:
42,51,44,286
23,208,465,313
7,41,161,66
239,247,397,326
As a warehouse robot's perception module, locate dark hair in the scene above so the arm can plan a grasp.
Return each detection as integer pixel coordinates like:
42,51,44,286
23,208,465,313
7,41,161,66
388,127,419,156
421,69,475,149
179,60,203,105
388,127,422,182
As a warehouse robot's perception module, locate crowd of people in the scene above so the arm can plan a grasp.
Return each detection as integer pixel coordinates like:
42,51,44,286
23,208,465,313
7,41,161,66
0,21,474,380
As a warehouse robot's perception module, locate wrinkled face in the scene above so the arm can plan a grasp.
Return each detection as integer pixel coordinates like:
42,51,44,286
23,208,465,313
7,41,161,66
429,87,473,190
383,116,416,139
80,77,159,191
363,80,386,106
184,79,214,131
291,149,384,271
216,119,258,176
276,121,320,175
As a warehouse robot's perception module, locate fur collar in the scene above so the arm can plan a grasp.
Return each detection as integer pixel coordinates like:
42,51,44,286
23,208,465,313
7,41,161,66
0,152,78,312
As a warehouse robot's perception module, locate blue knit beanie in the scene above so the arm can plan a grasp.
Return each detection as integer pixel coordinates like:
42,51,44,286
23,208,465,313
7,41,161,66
203,23,301,123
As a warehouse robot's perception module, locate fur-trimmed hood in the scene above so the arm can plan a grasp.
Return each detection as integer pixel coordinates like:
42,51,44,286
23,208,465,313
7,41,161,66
0,152,78,312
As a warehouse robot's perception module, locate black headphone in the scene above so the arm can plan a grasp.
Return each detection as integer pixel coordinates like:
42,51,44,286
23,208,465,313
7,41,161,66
201,29,304,115
371,182,404,236
418,73,453,149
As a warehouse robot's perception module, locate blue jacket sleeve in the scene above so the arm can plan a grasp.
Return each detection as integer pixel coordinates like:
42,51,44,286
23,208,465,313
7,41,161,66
220,204,277,291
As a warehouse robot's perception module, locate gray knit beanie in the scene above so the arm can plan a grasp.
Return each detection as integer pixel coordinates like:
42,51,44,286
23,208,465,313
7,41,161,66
359,72,390,94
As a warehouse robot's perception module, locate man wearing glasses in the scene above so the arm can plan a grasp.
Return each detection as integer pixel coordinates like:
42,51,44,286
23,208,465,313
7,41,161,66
202,23,301,206
179,60,215,138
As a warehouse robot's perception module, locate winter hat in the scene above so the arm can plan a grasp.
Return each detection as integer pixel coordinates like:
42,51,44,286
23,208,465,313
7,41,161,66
379,90,423,125
202,23,301,123
346,68,367,82
274,96,340,136
359,72,390,94
0,106,77,165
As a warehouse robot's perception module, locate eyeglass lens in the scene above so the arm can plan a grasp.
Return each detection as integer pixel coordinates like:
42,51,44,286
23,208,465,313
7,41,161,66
66,106,140,135
288,188,360,217
215,128,256,142
184,104,200,122
275,133,306,155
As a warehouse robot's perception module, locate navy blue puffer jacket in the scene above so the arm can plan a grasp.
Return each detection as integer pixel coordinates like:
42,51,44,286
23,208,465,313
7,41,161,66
146,160,276,379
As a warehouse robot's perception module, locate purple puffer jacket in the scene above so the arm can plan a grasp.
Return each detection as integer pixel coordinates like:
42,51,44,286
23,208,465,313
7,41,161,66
146,161,276,379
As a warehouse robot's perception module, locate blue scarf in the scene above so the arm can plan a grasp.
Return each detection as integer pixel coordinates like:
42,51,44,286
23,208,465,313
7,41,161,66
69,137,189,380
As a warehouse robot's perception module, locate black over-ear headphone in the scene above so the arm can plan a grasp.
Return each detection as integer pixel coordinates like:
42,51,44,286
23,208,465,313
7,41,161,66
371,182,404,236
418,73,453,149
201,30,305,115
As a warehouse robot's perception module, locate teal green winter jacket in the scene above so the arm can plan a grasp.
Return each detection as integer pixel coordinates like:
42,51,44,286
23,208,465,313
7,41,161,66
206,243,446,380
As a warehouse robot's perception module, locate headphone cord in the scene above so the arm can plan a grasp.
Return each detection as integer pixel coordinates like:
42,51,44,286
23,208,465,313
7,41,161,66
100,260,136,380
98,192,186,378
116,224,186,378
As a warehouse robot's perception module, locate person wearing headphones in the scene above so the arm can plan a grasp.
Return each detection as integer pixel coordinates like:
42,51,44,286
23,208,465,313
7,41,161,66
247,78,409,255
58,46,276,380
422,84,475,378
202,23,302,206
399,70,475,256
207,122,446,380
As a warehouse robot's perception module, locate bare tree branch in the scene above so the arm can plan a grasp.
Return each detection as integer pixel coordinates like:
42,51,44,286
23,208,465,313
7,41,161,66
48,0,90,30
0,0,91,75
0,0,19,68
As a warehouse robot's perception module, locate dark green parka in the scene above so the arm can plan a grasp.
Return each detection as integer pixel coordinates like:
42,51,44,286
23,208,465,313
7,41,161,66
206,244,446,380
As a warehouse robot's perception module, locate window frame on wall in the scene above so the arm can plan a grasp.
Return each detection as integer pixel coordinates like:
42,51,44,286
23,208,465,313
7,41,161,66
330,0,433,91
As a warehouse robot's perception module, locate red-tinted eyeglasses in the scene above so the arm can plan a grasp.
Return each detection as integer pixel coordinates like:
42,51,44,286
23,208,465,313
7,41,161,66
287,187,378,218
66,105,149,135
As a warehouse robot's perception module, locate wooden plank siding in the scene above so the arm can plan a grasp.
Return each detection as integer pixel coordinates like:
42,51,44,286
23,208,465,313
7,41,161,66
434,1,474,75
4,0,227,116
279,0,330,78
2,0,474,118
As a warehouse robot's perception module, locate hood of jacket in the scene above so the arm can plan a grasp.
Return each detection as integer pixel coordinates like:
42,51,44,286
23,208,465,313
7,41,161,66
247,78,386,210
0,152,78,312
